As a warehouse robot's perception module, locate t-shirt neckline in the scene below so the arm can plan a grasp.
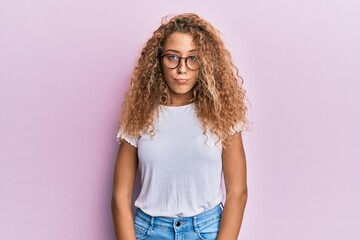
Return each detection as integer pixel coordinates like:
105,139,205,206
160,103,194,109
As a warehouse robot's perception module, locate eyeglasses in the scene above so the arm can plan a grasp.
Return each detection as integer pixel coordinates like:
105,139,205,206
161,54,200,70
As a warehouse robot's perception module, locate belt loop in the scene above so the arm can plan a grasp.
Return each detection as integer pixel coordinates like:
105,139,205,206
149,216,154,231
193,216,199,232
220,202,224,210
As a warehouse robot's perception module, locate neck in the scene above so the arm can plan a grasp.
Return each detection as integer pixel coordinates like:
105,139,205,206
167,93,192,106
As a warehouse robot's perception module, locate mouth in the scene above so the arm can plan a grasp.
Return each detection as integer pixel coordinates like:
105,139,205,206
174,78,189,84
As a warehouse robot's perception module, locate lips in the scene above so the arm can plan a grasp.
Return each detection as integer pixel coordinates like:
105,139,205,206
174,78,189,84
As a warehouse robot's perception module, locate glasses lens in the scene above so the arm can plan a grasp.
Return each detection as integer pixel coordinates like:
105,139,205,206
186,56,200,70
162,55,179,69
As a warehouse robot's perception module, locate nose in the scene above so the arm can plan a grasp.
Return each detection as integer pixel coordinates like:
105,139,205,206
177,58,187,73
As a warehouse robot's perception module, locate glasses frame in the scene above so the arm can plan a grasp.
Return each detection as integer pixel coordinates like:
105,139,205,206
160,54,200,70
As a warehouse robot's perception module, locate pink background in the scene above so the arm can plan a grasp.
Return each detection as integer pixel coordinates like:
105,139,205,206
1,0,359,239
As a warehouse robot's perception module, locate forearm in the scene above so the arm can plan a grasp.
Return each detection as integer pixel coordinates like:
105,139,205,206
217,190,248,240
111,195,136,240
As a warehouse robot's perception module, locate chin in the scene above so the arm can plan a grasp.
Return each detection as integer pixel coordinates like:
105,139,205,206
172,89,192,95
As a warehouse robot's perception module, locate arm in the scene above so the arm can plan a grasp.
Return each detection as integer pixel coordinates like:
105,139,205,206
111,141,138,240
217,132,248,240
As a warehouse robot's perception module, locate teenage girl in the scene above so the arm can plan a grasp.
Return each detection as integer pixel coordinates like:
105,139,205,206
112,13,248,240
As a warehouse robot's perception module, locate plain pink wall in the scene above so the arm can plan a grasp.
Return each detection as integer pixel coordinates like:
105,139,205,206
1,0,359,239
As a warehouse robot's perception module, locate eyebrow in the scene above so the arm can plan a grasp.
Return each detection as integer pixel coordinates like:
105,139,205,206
163,49,197,54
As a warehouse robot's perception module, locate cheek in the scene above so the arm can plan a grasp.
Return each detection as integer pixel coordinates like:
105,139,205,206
162,70,172,83
192,70,200,80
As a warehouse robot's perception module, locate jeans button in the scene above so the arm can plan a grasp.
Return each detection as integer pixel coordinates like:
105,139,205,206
176,221,181,227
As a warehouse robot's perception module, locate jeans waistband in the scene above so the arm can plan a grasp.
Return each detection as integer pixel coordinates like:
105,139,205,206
135,204,223,231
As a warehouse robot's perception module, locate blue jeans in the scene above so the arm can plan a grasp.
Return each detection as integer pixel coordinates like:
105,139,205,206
134,204,223,240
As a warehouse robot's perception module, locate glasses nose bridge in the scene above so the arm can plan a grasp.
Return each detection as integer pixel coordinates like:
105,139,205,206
177,57,189,69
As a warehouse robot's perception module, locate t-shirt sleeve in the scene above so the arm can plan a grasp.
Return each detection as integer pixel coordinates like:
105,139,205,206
116,129,139,148
230,121,245,135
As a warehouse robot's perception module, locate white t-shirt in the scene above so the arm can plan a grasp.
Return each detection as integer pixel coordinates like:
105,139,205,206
116,103,241,217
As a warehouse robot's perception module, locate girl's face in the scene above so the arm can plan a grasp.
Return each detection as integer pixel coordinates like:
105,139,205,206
161,32,200,106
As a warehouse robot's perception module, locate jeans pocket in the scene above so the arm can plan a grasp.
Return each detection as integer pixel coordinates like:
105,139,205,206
196,218,221,240
134,224,150,240
134,213,151,240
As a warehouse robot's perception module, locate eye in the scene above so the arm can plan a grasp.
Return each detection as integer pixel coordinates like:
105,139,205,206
166,55,179,61
188,56,197,62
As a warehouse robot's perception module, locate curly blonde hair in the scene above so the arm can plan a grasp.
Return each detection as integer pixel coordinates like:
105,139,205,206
119,13,248,143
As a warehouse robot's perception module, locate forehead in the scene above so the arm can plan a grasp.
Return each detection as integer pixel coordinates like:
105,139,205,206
163,32,197,52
